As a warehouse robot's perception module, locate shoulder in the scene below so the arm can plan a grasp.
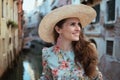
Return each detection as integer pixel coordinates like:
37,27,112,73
42,46,56,62
42,46,54,56
87,42,98,54
89,43,96,49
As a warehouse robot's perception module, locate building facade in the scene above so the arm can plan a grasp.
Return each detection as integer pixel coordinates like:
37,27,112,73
84,0,120,80
0,0,23,77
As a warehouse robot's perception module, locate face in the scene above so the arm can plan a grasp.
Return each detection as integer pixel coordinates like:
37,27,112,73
55,17,82,42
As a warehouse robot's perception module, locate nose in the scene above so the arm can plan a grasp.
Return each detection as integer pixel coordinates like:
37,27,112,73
75,25,81,31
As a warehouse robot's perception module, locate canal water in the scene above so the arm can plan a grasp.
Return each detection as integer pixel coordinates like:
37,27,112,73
0,40,52,80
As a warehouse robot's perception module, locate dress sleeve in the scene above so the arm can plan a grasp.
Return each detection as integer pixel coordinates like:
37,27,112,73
90,67,103,80
95,67,103,80
40,48,53,80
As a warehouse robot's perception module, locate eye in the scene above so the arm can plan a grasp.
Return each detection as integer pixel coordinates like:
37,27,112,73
78,22,82,28
70,22,76,26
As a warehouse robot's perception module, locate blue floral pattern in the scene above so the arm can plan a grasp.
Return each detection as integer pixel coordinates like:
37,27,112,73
40,46,102,80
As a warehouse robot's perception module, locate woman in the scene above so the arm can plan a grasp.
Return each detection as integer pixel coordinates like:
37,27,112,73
39,4,103,80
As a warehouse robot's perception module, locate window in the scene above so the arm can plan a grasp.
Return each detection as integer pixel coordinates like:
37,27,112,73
2,38,5,53
93,4,100,23
106,40,114,56
6,2,8,18
106,0,115,21
28,17,31,22
2,0,4,17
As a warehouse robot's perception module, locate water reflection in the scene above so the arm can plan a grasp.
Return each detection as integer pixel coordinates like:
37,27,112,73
22,52,42,80
22,40,52,80
23,61,34,80
0,40,52,80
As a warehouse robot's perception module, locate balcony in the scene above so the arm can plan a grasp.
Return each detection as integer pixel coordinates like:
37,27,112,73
84,24,102,37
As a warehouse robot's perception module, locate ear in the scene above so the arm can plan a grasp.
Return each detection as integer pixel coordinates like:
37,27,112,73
55,26,61,34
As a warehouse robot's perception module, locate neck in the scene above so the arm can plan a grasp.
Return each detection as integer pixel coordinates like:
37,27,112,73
57,39,72,51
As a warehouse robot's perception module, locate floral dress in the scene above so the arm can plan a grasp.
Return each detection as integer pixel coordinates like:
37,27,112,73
40,46,102,80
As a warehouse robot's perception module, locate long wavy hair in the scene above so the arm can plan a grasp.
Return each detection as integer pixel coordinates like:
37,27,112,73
53,18,98,78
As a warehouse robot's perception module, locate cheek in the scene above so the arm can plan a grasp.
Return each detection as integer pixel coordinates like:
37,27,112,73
63,29,72,35
62,31,73,40
63,27,73,33
61,27,74,37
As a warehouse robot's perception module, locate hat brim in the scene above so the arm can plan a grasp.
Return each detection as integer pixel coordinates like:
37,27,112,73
39,4,96,43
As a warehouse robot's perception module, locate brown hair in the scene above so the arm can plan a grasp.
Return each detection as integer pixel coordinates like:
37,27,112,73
53,18,98,78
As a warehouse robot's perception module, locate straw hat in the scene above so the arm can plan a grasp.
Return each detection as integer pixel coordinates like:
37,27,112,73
38,4,96,43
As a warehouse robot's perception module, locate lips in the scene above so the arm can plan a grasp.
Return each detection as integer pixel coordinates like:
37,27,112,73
72,33,80,36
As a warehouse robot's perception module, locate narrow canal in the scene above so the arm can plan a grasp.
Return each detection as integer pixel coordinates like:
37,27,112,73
0,40,52,80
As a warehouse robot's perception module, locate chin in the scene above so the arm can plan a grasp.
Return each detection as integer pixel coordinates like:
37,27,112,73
72,38,79,41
